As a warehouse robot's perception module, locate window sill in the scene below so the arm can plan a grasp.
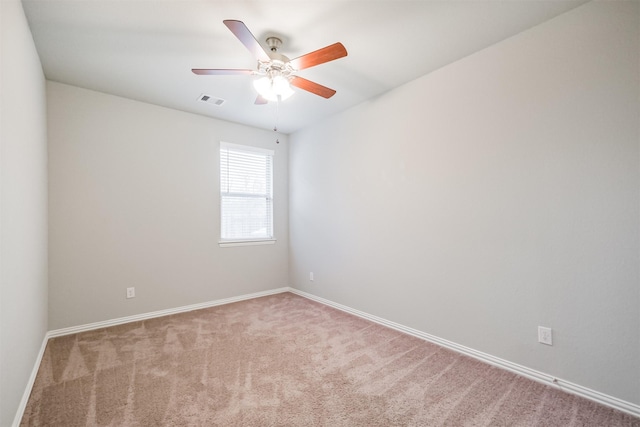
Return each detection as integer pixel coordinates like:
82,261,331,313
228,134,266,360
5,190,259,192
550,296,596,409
219,239,276,248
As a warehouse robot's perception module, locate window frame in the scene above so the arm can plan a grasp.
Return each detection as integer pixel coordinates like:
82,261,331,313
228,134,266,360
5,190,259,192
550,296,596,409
219,141,275,247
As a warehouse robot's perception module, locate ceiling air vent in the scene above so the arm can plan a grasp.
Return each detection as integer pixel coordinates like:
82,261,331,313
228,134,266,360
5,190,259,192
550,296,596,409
198,94,225,106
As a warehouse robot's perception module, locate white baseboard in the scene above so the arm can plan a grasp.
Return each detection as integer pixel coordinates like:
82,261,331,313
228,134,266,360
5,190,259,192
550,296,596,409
13,287,290,426
12,332,49,427
47,287,290,338
15,286,639,423
288,288,640,419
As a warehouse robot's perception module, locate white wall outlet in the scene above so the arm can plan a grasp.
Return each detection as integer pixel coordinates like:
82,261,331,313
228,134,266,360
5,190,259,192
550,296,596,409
309,272,314,281
126,287,135,299
538,326,553,345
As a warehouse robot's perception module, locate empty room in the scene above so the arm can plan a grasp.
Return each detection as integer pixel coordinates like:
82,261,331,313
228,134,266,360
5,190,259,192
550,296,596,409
1,0,639,425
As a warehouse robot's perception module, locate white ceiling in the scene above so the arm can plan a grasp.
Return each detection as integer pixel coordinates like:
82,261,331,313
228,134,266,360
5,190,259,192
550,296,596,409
22,0,588,134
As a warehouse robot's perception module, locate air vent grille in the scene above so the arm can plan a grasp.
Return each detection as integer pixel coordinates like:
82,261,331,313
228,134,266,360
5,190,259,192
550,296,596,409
198,94,225,106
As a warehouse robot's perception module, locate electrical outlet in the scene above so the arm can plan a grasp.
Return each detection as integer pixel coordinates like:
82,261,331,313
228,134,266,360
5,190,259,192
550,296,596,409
309,272,314,281
538,326,552,345
126,287,135,299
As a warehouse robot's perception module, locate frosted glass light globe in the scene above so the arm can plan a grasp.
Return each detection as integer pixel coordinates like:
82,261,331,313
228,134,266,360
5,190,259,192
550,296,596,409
253,76,294,102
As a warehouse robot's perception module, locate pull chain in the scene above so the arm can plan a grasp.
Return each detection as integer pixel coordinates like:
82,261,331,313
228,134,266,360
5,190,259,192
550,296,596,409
273,96,280,132
274,97,281,143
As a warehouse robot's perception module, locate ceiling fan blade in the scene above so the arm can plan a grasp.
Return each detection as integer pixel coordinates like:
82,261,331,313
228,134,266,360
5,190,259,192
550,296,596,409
223,20,271,62
289,42,347,71
254,95,268,105
290,76,337,99
192,69,253,75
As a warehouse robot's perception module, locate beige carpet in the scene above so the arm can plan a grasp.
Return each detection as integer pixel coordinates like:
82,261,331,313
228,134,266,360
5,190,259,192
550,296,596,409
21,292,639,426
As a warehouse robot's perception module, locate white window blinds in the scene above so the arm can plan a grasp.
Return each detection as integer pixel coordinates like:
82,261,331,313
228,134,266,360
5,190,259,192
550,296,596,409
220,142,274,242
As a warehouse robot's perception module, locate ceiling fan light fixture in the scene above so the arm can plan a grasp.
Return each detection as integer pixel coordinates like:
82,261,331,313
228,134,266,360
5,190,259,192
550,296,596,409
193,21,347,102
253,75,294,102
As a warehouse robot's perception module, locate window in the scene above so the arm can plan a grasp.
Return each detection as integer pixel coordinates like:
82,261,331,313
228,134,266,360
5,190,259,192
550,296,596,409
219,142,274,245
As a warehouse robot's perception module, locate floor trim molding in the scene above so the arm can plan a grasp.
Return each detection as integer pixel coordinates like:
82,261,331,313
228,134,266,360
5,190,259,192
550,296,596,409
47,287,290,338
14,286,639,424
289,288,640,418
13,287,290,426
12,333,49,427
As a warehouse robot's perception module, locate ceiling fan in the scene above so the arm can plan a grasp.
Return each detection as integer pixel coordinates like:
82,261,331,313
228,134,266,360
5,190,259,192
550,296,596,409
192,20,348,104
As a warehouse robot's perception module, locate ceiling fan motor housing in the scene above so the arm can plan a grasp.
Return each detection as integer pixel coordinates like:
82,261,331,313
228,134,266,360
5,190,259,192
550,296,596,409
266,36,282,52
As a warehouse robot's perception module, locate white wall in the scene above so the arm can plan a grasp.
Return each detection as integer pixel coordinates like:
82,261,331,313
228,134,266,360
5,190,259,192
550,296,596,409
47,82,288,329
289,1,639,406
0,0,49,425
